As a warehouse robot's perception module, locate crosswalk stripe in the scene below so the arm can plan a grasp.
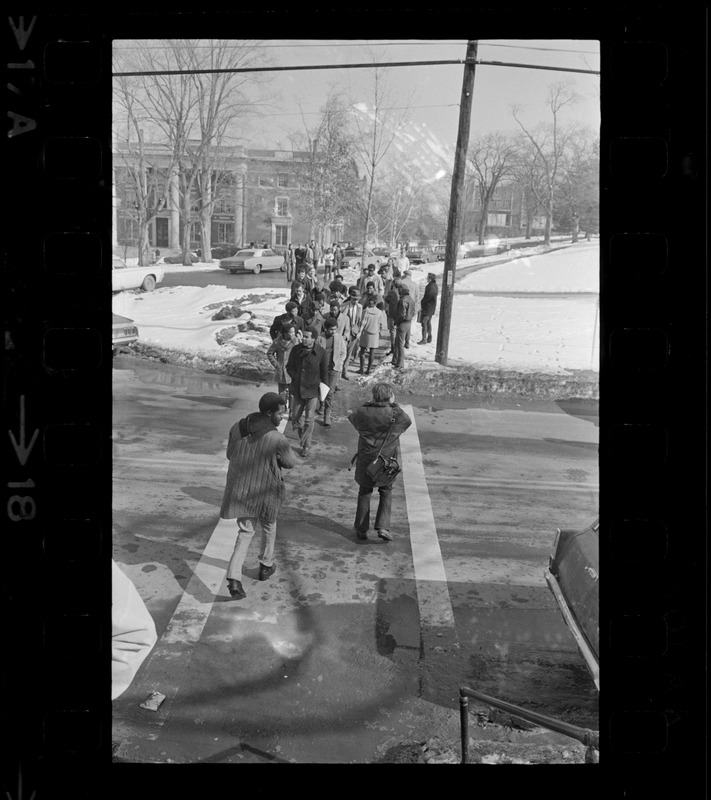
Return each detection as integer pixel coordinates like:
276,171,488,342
399,404,458,636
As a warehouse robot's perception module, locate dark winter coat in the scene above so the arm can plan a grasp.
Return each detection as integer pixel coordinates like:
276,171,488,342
348,401,412,487
269,312,304,340
220,412,298,522
286,342,328,399
395,293,416,325
421,280,438,316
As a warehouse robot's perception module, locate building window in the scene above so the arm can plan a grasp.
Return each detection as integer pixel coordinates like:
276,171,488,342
216,194,234,213
259,175,271,187
275,224,289,246
214,222,235,242
277,173,289,187
487,212,510,227
276,196,289,216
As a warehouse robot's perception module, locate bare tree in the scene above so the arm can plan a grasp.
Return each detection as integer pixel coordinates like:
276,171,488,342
113,39,269,265
185,40,271,259
347,47,414,253
555,125,600,241
466,132,519,245
113,74,176,265
288,90,361,246
512,81,578,245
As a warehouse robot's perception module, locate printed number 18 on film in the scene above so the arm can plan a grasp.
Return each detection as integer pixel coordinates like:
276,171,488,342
7,396,39,521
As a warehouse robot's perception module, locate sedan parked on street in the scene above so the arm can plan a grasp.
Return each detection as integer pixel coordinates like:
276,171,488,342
112,256,165,292
405,246,437,264
219,248,286,274
112,313,139,353
162,251,200,264
340,249,385,271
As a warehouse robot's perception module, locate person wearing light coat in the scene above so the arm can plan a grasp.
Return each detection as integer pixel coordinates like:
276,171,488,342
357,296,387,375
316,317,347,426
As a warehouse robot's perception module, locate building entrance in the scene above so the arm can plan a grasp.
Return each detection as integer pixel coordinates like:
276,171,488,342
155,217,169,248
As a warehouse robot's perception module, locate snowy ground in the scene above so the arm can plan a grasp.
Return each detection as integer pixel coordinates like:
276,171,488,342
112,240,599,377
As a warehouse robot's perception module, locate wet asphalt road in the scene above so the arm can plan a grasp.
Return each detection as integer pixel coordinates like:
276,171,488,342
111,357,599,763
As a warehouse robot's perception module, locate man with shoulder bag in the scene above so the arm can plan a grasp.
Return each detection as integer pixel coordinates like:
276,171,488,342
348,382,412,542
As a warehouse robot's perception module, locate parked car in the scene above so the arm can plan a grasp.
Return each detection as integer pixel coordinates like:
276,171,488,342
219,248,286,274
405,246,437,264
432,244,447,261
371,247,398,259
198,243,242,261
112,313,139,353
162,251,200,264
340,248,384,271
544,518,599,691
112,256,165,293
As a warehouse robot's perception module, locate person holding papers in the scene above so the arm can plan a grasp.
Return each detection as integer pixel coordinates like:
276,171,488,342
286,326,329,458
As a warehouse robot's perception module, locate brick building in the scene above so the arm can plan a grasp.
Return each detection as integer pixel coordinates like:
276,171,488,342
113,142,351,252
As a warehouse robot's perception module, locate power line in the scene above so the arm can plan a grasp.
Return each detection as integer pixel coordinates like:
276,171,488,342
114,58,600,78
113,40,599,55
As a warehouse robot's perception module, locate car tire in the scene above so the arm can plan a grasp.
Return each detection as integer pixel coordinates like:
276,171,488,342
253,264,262,274
280,263,286,272
141,275,156,292
230,269,237,275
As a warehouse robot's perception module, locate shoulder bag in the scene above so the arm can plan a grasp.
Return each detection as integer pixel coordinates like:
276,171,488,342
365,414,401,486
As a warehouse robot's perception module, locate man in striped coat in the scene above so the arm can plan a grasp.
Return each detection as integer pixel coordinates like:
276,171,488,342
220,392,298,600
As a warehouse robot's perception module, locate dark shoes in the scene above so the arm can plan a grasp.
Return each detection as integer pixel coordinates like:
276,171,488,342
227,579,246,599
376,529,393,542
354,528,368,540
417,340,427,345
258,562,276,581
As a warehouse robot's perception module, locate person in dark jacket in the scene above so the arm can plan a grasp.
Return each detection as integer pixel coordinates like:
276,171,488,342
285,243,295,282
384,277,402,356
219,392,298,599
291,284,314,324
270,300,304,340
286,326,328,457
417,272,439,344
392,285,416,369
266,321,298,415
348,382,412,541
290,265,308,295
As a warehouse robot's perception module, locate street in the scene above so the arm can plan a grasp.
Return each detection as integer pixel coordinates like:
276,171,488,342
112,356,599,763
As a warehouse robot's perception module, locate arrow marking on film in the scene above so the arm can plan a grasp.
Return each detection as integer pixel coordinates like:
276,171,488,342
8,396,39,467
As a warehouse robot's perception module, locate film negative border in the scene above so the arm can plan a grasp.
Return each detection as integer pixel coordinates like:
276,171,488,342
2,9,706,798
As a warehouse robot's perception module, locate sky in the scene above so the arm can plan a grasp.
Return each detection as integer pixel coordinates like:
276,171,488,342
113,39,600,153
238,39,601,150
112,239,600,375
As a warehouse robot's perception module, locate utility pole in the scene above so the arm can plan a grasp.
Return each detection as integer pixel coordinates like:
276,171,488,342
436,40,478,366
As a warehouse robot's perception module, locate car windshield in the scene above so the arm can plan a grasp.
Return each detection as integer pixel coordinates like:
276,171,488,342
236,250,255,257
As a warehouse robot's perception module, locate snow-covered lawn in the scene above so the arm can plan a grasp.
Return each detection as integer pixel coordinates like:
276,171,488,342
112,241,600,376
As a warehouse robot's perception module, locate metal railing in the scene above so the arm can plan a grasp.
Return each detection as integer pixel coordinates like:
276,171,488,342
459,685,599,764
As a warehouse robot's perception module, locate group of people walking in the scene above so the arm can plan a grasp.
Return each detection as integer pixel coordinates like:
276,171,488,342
219,383,412,600
283,240,343,282
267,248,438,454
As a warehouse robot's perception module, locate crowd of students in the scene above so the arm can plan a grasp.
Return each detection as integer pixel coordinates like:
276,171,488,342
267,246,439,410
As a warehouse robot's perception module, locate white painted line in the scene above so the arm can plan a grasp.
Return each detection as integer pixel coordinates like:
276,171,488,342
159,517,236,644
399,404,458,633
425,474,599,493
